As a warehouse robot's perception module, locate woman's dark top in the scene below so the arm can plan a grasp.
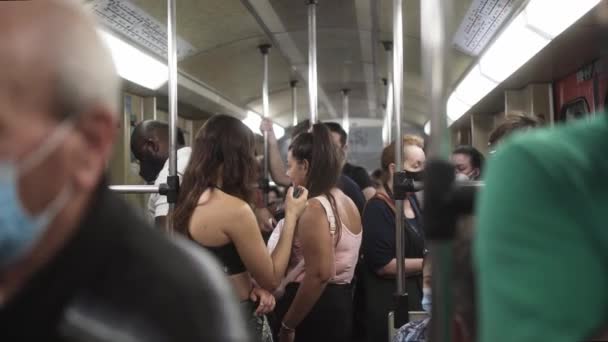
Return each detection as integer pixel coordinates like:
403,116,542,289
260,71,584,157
361,192,426,342
204,243,247,275
362,194,425,271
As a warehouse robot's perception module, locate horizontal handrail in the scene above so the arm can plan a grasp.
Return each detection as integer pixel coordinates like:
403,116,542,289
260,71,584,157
109,185,163,194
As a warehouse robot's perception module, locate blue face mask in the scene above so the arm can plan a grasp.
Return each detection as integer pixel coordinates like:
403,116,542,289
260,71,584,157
421,287,432,313
0,121,73,269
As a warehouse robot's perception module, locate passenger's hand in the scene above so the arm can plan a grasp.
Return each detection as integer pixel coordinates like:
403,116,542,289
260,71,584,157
284,186,308,219
259,118,275,136
255,207,276,233
250,287,276,316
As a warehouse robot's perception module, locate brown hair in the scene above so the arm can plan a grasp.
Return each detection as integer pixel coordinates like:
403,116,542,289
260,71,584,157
289,123,343,242
172,115,258,235
488,115,538,146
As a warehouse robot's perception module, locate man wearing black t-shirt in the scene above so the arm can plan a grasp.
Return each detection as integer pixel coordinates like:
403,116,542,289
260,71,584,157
0,1,248,340
324,122,376,200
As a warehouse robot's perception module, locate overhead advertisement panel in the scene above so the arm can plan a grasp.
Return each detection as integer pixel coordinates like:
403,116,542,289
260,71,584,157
453,0,518,56
91,0,197,61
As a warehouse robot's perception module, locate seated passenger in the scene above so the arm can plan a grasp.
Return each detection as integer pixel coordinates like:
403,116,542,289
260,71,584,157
325,122,377,200
273,123,362,342
0,1,249,340
362,135,426,342
475,114,608,341
172,114,308,342
131,120,191,228
261,118,367,214
451,145,484,181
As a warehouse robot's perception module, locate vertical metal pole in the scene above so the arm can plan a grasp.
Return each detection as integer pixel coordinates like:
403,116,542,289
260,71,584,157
260,44,271,206
308,0,318,124
383,41,393,144
167,0,178,178
166,0,178,230
393,0,406,296
291,80,298,126
342,89,350,135
422,0,452,341
423,0,450,159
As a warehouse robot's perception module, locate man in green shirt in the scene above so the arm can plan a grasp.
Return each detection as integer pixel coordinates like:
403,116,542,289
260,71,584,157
475,114,608,341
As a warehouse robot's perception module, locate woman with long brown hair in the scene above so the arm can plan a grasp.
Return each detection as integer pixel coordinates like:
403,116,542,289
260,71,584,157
273,123,362,342
172,115,308,342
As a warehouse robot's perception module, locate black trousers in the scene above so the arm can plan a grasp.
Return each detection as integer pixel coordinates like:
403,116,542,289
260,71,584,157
363,267,422,342
274,282,353,342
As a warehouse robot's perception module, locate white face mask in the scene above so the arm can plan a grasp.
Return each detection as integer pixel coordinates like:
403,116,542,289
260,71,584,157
455,172,470,182
0,120,73,269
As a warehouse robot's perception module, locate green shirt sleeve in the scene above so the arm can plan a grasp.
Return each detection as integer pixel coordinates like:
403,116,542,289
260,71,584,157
474,135,607,341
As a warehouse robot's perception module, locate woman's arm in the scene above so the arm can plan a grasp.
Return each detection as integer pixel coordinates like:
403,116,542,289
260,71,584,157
268,187,308,280
260,118,291,187
281,201,333,329
362,200,423,278
376,258,423,277
228,187,308,291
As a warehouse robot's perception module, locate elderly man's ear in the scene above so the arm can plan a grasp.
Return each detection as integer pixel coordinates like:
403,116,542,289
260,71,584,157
72,109,117,191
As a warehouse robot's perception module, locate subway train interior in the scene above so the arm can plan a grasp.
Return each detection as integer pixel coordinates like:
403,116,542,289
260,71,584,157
2,0,608,341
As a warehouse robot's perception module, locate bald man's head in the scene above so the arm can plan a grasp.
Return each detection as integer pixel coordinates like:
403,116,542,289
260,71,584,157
131,120,186,183
0,0,119,119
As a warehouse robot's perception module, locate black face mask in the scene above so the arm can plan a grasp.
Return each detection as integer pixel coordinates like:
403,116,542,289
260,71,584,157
404,170,424,182
139,156,166,183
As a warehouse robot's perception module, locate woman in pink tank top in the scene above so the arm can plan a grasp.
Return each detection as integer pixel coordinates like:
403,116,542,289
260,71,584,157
273,123,362,342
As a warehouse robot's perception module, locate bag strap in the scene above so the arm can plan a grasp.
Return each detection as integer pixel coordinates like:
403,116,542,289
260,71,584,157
370,192,396,214
314,196,337,236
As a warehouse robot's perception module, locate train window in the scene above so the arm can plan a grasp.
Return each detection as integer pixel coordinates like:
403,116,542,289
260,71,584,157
559,97,590,122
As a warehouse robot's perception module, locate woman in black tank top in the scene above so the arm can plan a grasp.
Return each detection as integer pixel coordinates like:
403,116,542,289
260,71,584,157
172,115,308,342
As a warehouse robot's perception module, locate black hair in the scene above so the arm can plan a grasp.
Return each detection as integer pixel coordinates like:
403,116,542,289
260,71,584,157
177,127,186,146
324,122,348,147
292,119,311,138
131,120,186,160
453,145,485,174
268,186,282,199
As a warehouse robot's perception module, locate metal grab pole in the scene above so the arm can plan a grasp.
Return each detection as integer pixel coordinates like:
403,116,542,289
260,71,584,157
421,0,452,341
291,80,298,126
165,0,179,232
423,1,450,159
393,0,406,297
308,0,318,124
260,44,271,206
342,89,350,135
167,0,178,181
383,41,393,144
